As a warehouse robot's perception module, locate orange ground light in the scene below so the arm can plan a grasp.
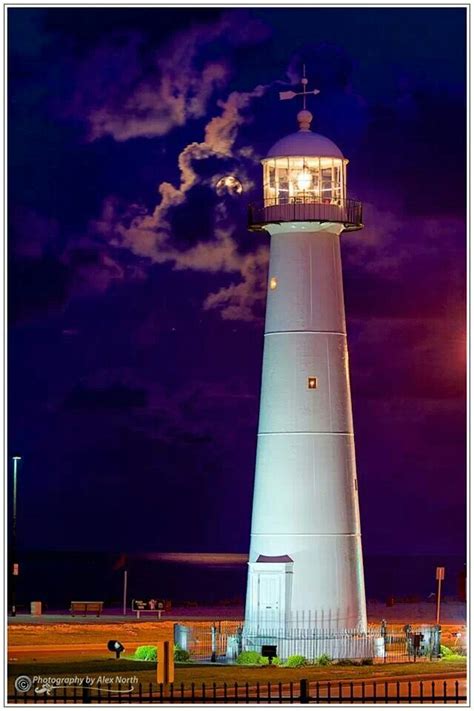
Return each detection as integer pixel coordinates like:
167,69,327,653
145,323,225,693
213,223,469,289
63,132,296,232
9,619,463,649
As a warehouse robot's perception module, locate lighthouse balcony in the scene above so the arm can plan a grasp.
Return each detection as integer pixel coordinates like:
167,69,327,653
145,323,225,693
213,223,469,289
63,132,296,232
248,197,363,232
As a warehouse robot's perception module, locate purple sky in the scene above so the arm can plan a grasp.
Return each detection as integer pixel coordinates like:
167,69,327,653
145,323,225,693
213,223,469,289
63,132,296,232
8,7,466,559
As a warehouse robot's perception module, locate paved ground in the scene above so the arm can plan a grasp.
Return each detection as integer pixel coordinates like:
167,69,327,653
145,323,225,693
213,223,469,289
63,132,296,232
7,600,466,625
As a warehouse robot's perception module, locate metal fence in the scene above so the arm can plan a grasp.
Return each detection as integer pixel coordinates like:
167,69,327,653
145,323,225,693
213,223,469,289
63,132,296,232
248,197,363,231
175,621,241,661
176,622,441,664
8,678,466,704
242,628,376,662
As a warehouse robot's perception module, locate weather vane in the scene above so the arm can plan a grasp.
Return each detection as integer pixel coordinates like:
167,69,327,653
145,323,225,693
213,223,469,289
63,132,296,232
279,65,320,109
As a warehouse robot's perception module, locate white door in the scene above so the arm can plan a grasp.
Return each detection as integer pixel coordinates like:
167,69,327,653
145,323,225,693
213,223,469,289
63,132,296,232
258,573,282,628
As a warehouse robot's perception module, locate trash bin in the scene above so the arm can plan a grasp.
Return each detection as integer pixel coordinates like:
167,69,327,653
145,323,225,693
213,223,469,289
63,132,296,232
226,634,239,661
30,601,42,616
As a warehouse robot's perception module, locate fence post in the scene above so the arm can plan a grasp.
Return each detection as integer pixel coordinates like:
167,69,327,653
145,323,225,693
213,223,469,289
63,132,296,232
211,624,216,663
82,679,92,704
300,679,309,704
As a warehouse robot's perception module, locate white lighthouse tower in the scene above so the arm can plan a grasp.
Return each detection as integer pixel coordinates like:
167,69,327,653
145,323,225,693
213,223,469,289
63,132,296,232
245,79,367,637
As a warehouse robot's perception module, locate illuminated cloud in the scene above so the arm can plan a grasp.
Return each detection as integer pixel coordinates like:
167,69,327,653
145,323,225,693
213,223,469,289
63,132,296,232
73,13,269,142
92,78,270,321
65,12,271,322
204,86,267,155
203,247,269,322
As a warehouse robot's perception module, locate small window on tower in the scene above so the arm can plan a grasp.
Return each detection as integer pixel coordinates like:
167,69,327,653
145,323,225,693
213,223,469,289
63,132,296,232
269,276,278,290
308,377,318,390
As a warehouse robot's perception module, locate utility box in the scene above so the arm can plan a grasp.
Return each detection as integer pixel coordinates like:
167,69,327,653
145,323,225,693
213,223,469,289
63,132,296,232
30,601,42,616
174,624,189,651
374,637,385,658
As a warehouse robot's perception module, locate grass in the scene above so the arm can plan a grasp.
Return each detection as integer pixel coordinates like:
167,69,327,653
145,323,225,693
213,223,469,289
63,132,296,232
8,620,467,696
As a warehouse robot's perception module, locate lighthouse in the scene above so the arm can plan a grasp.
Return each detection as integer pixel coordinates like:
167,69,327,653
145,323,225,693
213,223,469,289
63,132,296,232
244,79,367,636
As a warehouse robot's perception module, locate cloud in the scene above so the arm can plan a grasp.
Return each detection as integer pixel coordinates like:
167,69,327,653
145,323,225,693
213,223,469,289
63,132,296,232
62,12,273,323
91,76,270,322
203,246,269,322
9,207,60,258
204,86,267,155
69,12,269,143
9,207,143,324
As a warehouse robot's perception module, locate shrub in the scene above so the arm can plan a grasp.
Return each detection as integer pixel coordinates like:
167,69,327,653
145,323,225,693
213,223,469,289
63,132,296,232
316,654,332,666
174,644,191,662
134,644,191,663
439,645,465,662
236,651,266,666
285,655,307,668
440,644,454,657
134,645,157,661
361,658,374,666
440,652,466,662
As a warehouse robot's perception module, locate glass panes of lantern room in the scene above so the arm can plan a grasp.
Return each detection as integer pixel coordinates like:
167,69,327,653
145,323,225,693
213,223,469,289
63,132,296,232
263,157,346,207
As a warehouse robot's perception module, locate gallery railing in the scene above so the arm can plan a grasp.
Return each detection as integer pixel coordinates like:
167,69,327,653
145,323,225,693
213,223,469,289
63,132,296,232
248,197,363,231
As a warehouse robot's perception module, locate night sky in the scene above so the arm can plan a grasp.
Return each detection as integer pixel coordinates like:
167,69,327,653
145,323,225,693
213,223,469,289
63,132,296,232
8,7,466,559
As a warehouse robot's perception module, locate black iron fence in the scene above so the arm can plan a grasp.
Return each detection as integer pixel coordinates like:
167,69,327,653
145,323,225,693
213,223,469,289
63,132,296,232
248,197,363,231
8,678,466,704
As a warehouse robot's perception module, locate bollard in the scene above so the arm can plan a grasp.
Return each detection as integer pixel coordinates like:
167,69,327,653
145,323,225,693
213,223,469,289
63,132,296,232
157,639,174,685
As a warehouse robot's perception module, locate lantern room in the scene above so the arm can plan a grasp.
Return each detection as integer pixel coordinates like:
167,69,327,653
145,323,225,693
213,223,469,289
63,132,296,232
249,110,362,231
263,155,345,206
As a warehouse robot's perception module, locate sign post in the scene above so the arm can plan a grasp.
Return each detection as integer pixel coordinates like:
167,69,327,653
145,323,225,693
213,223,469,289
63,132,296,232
435,567,445,625
122,570,128,616
132,599,165,619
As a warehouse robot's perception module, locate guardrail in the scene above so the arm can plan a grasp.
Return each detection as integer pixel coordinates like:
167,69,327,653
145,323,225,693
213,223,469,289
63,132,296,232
248,198,363,231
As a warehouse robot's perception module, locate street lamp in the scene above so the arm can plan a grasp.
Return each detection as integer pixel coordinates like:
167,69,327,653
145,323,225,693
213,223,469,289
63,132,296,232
11,456,21,617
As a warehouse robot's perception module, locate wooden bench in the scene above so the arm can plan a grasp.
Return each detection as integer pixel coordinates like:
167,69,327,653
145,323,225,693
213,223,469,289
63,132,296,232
69,601,104,617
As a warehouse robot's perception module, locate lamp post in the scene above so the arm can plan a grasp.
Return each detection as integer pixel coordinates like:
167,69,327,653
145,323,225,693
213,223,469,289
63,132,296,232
436,567,445,625
11,456,21,617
